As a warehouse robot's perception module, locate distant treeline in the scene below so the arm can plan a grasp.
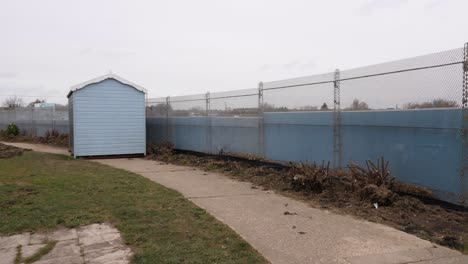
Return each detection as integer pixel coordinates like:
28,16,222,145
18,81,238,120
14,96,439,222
146,98,459,117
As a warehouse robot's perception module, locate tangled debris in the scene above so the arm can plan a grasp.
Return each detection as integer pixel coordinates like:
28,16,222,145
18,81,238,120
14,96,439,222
147,143,468,253
0,143,30,159
0,129,68,147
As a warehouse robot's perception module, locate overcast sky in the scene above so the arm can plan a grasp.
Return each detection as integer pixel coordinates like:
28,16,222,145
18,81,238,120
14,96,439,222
0,0,467,105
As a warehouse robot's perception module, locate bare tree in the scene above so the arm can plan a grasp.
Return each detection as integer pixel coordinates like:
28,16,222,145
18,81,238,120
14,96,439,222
260,102,289,112
2,96,24,109
345,99,369,110
298,105,318,111
147,102,173,116
404,99,458,109
320,103,329,111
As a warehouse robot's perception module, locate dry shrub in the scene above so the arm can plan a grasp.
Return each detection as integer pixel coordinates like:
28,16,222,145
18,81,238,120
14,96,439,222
348,157,397,205
147,142,174,160
348,157,394,188
391,181,435,200
0,129,68,147
40,129,68,146
286,158,399,205
289,161,331,193
149,147,433,208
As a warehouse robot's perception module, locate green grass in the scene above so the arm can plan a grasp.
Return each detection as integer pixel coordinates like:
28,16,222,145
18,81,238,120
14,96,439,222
14,245,21,264
24,240,57,264
0,152,267,264
13,240,58,264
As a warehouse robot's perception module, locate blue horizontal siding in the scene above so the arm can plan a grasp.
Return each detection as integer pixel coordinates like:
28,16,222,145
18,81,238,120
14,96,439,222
72,78,145,157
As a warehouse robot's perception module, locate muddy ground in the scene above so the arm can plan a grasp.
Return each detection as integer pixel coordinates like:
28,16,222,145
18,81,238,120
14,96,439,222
147,143,468,253
0,130,68,147
0,143,30,159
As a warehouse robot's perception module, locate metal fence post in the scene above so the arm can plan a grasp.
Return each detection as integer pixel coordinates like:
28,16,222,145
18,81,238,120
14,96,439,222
333,69,342,168
461,42,468,205
165,96,170,142
205,92,211,116
52,105,55,132
258,82,264,157
30,107,34,137
14,106,17,126
205,92,212,154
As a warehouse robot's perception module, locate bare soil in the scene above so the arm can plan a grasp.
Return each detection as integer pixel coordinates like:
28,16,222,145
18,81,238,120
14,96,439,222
0,143,30,159
147,143,468,253
0,130,68,147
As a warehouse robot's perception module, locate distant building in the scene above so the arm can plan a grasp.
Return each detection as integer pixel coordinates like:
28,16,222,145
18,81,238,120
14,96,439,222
33,103,60,108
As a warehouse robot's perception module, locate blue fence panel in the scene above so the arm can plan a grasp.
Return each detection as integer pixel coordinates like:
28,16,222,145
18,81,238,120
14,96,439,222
210,117,260,156
263,112,334,163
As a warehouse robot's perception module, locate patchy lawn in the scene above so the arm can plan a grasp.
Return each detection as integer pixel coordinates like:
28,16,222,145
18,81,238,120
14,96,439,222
0,151,267,264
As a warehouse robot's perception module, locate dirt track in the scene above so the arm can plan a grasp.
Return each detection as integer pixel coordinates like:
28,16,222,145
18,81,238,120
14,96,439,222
146,144,468,253
0,143,29,159
0,131,68,148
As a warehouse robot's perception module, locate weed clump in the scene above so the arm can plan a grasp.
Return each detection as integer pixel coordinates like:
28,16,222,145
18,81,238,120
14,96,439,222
6,123,20,136
147,142,174,160
287,158,397,206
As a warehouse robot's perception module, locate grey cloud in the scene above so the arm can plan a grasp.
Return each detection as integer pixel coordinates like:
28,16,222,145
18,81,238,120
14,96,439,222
299,61,316,70
283,60,301,70
358,0,408,16
259,60,317,71
0,72,18,79
1,0,466,106
424,0,445,10
78,48,136,59
259,64,272,71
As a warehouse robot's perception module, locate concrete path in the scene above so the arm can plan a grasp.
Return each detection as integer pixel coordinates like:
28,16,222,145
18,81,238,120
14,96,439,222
3,142,468,264
0,223,132,264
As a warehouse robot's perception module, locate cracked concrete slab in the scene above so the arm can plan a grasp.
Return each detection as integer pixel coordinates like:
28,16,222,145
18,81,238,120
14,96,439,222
0,248,17,264
22,244,47,259
0,233,30,249
0,223,132,264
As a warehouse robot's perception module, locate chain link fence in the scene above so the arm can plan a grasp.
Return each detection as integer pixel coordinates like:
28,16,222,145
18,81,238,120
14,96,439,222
148,47,465,115
147,43,468,205
1,44,466,204
0,107,69,137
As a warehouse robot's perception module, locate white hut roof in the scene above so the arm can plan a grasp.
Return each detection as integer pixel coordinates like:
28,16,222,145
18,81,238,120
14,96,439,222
67,73,147,98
